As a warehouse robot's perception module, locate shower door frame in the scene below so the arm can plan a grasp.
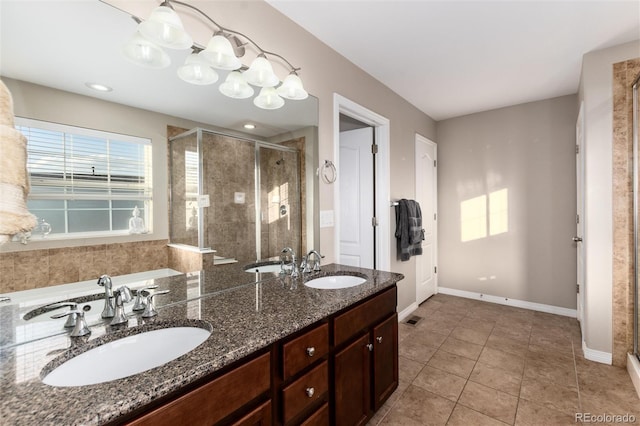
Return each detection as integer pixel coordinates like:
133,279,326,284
633,73,639,359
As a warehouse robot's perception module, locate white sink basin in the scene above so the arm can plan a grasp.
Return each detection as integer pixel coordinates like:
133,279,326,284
304,275,366,289
244,263,281,273
42,326,211,387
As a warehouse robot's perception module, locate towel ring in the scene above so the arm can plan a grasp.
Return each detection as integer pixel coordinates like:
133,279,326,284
317,160,337,184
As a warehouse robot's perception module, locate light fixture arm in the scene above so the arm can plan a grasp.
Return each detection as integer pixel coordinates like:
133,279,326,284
167,0,300,73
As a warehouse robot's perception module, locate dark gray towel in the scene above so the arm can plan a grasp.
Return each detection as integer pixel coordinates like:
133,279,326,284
395,199,424,261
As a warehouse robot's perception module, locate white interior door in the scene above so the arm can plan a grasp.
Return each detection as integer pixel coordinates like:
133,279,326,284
339,127,374,268
576,104,585,332
415,134,437,303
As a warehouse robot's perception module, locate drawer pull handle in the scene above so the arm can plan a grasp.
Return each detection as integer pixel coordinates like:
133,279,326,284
377,336,383,343
366,343,373,352
306,387,315,398
306,347,315,357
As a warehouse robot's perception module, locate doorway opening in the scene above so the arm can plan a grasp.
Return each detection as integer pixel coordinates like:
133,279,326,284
333,94,391,271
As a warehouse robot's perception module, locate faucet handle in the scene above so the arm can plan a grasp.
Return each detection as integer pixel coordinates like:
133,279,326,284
308,250,325,272
142,290,170,318
49,302,79,328
132,285,158,311
51,308,91,337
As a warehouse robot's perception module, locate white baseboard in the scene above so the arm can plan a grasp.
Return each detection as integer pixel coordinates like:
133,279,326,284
437,287,577,318
398,302,419,322
628,353,640,399
582,340,612,364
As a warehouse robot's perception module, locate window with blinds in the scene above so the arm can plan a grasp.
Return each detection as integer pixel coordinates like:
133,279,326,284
15,118,152,238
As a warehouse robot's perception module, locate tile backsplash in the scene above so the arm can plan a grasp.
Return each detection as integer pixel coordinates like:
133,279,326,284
0,240,169,293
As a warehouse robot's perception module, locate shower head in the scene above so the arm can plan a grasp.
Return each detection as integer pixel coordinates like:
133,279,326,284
275,158,284,166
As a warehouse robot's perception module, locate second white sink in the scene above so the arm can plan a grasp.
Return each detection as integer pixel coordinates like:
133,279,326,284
304,275,366,289
42,326,211,387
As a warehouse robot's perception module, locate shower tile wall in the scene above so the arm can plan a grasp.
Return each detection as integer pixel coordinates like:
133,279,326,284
203,132,256,263
260,139,303,260
612,57,640,366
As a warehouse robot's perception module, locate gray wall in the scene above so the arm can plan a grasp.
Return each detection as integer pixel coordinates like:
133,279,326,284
436,95,578,309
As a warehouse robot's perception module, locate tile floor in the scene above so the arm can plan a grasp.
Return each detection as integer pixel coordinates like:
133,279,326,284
368,293,640,425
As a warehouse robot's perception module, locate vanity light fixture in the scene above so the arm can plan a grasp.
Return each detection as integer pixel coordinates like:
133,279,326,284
122,0,308,110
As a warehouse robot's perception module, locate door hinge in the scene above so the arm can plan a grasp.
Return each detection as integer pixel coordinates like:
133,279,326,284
434,266,437,274
575,144,580,154
371,217,379,227
434,159,437,167
371,144,378,154
576,214,580,224
434,213,437,220
576,284,579,294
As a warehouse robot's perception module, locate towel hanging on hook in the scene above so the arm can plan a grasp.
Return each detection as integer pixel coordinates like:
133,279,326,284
317,160,337,184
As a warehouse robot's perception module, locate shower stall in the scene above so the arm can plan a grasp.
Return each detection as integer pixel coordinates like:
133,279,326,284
169,127,303,264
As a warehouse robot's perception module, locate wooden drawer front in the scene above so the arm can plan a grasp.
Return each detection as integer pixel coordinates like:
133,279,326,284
231,400,272,426
282,323,329,379
129,352,271,426
300,402,329,426
333,287,396,346
281,361,329,424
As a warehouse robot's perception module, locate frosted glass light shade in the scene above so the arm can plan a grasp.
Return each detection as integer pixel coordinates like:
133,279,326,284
200,35,242,70
138,5,192,49
219,71,254,99
253,87,284,110
177,53,219,85
277,73,308,100
244,55,279,88
123,32,170,69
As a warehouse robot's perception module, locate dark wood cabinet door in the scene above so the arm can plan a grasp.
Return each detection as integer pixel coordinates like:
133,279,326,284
333,333,371,426
372,313,398,410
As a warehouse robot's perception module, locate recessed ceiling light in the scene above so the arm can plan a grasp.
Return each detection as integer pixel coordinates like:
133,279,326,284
243,123,256,130
85,82,112,92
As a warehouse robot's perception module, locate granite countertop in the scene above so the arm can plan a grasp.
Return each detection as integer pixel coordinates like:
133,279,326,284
0,263,403,425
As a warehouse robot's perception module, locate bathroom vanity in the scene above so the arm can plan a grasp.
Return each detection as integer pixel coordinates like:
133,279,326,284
0,263,403,425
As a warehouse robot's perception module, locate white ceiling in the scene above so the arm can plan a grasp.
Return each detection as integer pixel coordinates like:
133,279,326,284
266,0,640,121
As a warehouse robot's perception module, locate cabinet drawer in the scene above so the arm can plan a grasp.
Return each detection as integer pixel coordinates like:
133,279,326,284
281,361,328,424
231,400,272,426
128,352,270,426
282,323,329,379
300,402,329,426
333,287,396,346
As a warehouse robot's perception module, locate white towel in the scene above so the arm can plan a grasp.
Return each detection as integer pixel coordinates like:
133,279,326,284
0,79,36,244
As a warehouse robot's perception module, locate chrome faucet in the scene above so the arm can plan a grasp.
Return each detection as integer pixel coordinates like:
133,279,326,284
49,302,80,328
280,247,300,278
307,250,325,272
110,286,133,326
97,274,115,318
51,306,91,337
141,289,170,318
132,285,158,311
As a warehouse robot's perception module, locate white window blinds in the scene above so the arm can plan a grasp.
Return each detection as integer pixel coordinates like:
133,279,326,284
15,118,152,237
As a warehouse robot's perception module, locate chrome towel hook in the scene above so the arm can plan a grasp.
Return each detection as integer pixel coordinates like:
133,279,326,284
317,160,337,184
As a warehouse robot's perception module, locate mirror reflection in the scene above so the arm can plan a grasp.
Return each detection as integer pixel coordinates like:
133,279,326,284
0,0,319,294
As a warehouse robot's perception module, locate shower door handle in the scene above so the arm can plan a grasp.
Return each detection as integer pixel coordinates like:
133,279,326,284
572,236,583,242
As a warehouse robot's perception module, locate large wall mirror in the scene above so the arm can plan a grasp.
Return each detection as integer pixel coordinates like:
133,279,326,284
0,1,319,277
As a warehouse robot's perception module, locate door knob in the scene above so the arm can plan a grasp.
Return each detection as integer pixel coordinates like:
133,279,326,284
572,236,583,242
